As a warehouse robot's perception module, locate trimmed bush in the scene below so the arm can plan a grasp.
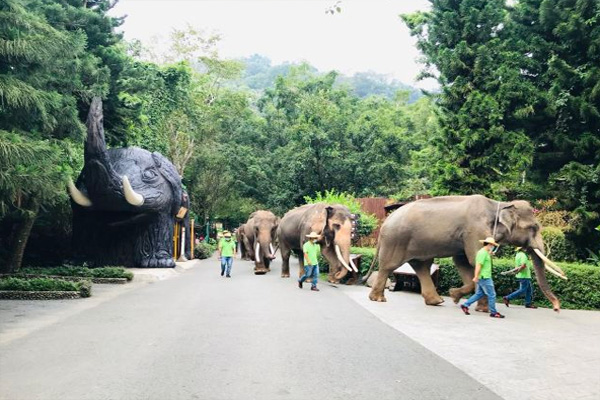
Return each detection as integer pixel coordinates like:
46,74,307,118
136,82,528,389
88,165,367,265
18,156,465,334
436,258,600,310
319,247,377,274
194,242,216,259
0,277,91,298
21,266,133,281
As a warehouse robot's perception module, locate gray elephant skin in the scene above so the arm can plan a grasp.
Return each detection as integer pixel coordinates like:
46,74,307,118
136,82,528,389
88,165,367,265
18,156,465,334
277,203,358,283
366,195,564,311
240,210,279,274
69,97,189,268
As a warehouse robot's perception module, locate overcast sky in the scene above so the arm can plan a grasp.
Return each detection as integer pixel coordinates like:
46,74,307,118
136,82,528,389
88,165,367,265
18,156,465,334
110,0,437,89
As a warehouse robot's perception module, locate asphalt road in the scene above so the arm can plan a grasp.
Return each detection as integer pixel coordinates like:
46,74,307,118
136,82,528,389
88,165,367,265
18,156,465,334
0,257,501,400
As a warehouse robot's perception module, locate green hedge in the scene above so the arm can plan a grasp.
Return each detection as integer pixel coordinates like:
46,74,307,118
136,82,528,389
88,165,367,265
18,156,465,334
0,277,92,298
436,258,600,310
318,247,377,274
21,266,133,281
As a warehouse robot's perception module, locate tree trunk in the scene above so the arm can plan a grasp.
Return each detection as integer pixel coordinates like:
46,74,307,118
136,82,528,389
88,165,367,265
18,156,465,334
4,198,40,273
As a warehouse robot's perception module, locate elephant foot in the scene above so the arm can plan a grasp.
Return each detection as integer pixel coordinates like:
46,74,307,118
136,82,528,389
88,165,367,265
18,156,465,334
281,273,290,278
369,291,387,302
345,277,358,285
424,295,445,306
475,305,489,313
140,256,175,268
254,268,268,275
328,278,340,284
449,288,463,304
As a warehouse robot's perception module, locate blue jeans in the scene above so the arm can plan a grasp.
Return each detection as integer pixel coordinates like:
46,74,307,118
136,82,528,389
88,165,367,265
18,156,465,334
463,278,498,314
506,278,533,305
299,265,319,288
221,256,233,276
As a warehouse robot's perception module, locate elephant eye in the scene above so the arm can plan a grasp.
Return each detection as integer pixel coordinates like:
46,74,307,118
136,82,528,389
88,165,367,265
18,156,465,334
142,168,158,182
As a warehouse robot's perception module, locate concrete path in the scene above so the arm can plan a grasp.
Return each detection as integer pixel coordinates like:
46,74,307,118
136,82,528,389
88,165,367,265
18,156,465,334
340,285,600,400
0,257,498,400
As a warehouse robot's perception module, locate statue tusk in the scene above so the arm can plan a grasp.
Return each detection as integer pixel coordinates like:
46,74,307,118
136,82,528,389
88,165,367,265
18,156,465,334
533,248,566,277
349,256,358,273
335,244,352,272
255,242,260,262
122,175,144,206
545,264,568,280
67,179,92,207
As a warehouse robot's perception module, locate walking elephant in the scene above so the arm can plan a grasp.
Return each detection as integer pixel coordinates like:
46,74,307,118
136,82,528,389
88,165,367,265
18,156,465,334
68,97,188,268
278,203,358,283
365,195,566,311
241,211,279,274
236,224,251,260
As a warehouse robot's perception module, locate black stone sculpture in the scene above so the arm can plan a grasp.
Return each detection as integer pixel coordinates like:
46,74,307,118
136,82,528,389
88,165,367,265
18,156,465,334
69,97,190,267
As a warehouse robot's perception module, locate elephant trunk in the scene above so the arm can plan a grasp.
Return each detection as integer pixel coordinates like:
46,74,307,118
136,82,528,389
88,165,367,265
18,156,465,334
529,248,561,312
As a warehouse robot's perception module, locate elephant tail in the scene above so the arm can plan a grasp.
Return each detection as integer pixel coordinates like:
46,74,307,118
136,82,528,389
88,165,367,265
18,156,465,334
359,245,379,285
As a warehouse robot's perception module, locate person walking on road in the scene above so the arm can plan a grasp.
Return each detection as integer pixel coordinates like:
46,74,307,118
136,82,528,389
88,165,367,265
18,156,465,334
460,237,505,318
299,231,321,292
218,231,236,278
502,247,537,309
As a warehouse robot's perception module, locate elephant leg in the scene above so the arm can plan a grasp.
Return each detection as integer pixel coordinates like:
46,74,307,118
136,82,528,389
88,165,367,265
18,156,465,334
298,252,306,280
280,244,291,278
449,255,476,304
368,251,399,302
134,213,176,268
244,237,254,261
411,259,443,305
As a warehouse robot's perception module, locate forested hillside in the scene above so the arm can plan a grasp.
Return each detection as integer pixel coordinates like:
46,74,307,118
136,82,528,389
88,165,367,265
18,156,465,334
0,0,598,270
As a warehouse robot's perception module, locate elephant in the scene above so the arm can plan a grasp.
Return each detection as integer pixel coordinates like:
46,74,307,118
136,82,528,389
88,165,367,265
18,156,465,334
68,97,189,268
236,224,251,260
365,195,566,311
241,211,279,274
277,203,358,283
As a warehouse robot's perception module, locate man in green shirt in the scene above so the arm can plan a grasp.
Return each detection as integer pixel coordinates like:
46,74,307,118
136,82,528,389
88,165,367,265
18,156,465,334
299,231,321,291
218,231,237,278
502,247,537,309
460,237,505,318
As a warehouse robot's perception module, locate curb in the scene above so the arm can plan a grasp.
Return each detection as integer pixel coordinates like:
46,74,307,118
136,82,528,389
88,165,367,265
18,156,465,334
0,290,82,300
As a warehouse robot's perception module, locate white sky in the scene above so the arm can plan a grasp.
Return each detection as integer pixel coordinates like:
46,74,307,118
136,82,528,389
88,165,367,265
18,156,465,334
110,0,437,89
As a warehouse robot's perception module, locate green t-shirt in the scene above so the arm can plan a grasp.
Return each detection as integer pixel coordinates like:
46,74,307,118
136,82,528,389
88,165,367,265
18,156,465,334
219,239,236,257
303,241,321,266
475,247,493,279
515,251,532,279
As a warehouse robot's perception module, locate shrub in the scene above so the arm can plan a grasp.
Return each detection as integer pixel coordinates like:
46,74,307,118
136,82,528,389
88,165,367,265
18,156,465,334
436,258,600,310
541,227,576,261
304,190,378,238
0,277,91,297
194,242,216,259
318,246,377,274
20,266,133,281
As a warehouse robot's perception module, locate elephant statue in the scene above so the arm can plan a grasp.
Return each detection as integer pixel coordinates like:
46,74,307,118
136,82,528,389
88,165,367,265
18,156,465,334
68,97,188,268
278,203,358,283
241,210,279,274
236,224,251,260
365,195,565,311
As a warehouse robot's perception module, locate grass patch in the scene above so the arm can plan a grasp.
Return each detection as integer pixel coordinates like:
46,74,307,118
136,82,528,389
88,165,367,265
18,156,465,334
0,277,91,297
21,266,133,281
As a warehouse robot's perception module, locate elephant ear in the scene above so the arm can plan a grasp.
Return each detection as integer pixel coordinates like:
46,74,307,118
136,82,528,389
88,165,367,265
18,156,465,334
498,204,517,236
152,152,183,215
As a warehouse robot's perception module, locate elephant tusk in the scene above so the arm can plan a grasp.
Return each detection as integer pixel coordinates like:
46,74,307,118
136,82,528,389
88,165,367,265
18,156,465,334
544,264,568,280
534,249,566,277
349,256,358,273
255,242,260,262
122,175,144,206
269,243,276,258
335,244,352,272
67,179,92,207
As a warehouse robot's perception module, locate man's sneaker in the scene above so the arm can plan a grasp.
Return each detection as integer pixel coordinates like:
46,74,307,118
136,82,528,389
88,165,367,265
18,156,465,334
226,275,231,278
298,281,303,289
525,304,538,309
503,296,510,307
311,287,320,291
490,312,505,318
221,271,224,276
460,305,470,315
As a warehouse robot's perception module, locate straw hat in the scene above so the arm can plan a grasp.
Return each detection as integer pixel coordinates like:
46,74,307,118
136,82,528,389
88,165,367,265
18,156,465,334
305,231,320,239
223,232,232,238
515,246,523,251
479,236,499,246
